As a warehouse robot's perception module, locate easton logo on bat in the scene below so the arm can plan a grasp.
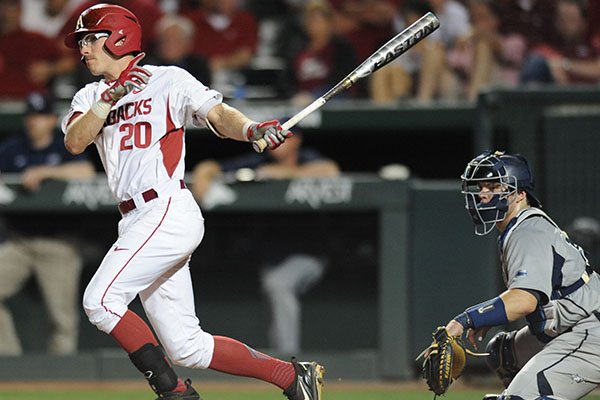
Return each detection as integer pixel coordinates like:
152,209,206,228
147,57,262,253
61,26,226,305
373,19,438,70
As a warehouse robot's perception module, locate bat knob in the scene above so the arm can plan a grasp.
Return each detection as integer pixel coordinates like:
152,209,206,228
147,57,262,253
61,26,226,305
252,138,268,153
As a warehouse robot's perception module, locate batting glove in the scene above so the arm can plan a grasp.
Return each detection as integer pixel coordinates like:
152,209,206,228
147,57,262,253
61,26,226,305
100,52,152,104
245,120,293,151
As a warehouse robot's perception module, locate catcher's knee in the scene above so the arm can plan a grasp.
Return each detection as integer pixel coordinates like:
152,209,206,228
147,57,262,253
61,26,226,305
486,331,519,388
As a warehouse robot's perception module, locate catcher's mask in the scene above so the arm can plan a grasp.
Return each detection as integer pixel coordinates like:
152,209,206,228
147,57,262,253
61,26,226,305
64,3,142,58
461,151,541,236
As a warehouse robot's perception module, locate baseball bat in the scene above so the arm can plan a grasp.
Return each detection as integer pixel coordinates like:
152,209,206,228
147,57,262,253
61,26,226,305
253,11,440,153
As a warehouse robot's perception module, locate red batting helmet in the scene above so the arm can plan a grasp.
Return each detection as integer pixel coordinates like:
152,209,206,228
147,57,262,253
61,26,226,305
64,3,142,58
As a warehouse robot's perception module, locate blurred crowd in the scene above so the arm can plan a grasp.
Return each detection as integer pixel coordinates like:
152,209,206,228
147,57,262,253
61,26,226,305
1,0,600,106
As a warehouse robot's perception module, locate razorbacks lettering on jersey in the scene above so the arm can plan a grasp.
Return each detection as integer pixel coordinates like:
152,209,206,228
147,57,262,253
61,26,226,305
499,208,600,342
61,65,222,202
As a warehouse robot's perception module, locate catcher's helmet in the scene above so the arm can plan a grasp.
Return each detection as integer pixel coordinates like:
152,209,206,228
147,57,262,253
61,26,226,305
64,3,142,58
461,151,541,235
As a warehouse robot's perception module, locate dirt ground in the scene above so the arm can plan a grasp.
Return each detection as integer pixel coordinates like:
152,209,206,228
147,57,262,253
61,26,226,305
0,379,598,395
0,379,480,392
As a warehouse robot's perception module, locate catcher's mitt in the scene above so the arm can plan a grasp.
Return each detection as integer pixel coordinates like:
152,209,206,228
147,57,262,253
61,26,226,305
417,326,487,396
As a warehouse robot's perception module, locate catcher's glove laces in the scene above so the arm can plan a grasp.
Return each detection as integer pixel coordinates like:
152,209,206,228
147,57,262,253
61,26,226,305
416,326,488,398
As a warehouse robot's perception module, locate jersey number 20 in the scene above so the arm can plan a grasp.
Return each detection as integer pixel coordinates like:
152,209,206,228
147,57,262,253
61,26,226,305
120,122,152,150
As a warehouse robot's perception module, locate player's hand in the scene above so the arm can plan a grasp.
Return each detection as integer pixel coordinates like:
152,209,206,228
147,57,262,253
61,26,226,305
466,326,491,349
245,120,293,152
100,52,152,103
445,319,465,338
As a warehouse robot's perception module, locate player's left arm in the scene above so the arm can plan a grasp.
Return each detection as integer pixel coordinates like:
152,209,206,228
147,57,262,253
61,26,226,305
446,288,538,347
204,103,292,150
205,103,251,142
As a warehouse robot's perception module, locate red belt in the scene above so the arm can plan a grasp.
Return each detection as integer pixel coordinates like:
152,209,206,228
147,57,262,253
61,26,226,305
118,180,186,215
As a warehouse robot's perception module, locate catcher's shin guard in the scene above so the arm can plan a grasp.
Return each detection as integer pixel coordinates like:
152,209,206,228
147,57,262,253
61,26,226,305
129,343,179,394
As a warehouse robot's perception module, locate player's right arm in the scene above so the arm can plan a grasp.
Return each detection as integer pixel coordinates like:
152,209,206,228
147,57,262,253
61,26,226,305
63,83,110,155
64,110,105,155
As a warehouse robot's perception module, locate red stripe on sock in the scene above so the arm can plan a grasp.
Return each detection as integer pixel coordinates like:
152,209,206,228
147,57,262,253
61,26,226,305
109,310,158,353
208,336,295,389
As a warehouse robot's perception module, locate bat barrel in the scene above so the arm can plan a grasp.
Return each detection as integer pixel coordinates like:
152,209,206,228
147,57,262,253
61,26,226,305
354,12,440,79
251,12,440,153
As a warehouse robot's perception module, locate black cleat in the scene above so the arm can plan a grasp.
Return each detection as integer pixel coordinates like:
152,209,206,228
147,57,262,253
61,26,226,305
482,395,500,400
156,379,201,399
283,359,325,400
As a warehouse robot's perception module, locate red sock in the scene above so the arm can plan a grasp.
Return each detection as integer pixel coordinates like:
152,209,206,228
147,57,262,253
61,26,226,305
110,310,158,353
110,311,188,393
208,336,296,390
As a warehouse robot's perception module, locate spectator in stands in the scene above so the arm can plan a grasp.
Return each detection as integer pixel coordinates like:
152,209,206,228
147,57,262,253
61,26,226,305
330,0,396,61
329,0,396,96
183,0,258,75
20,0,84,39
0,0,75,99
145,14,211,85
415,0,472,102
289,0,358,105
192,132,339,355
0,91,95,355
497,0,555,52
444,0,526,101
586,0,600,49
520,0,600,85
369,0,431,103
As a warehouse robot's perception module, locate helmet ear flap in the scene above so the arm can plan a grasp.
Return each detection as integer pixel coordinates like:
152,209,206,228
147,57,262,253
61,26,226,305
102,13,142,57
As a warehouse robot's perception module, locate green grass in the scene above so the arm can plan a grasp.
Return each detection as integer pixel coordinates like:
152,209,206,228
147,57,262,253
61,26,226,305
0,391,478,400
1,390,600,400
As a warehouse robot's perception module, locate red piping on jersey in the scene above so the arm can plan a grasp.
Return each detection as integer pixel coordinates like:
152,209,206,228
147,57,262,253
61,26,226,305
100,197,173,318
160,97,184,178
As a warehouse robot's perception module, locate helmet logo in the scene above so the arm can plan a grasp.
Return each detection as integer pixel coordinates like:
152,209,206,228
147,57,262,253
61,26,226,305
118,29,124,34
75,15,84,30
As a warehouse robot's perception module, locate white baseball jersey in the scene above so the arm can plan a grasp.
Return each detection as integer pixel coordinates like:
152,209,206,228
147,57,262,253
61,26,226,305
61,65,222,202
66,65,221,369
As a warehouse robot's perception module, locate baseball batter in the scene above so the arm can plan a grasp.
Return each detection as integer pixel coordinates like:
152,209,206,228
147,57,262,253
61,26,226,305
444,151,600,400
61,4,324,400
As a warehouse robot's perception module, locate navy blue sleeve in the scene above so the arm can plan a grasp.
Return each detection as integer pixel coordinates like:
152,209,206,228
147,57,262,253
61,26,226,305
0,136,24,173
298,148,327,164
219,152,270,172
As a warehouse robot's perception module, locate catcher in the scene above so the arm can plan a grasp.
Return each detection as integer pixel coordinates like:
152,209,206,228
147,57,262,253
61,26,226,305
421,151,600,400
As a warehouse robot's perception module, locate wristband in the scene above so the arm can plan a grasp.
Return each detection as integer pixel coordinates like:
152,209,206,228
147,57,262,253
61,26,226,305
242,120,257,142
453,296,508,329
91,100,112,119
